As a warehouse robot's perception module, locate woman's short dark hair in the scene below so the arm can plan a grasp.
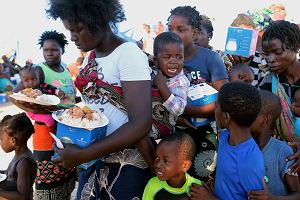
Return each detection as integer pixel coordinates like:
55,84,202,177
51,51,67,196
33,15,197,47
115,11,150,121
38,30,68,53
262,20,300,52
46,0,126,34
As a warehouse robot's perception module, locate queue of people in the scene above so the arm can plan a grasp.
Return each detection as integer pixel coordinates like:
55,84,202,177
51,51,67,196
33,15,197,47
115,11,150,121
0,1,300,200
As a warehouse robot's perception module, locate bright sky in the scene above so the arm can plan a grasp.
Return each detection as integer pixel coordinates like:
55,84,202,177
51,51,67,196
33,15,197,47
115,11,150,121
0,0,299,66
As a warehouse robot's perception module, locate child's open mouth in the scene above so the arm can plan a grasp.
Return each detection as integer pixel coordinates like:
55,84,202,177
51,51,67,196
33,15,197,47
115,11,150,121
167,69,177,74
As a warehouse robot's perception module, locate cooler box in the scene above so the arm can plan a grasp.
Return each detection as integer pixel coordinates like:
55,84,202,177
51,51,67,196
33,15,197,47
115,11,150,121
187,83,218,127
52,108,109,170
224,26,258,57
56,123,107,169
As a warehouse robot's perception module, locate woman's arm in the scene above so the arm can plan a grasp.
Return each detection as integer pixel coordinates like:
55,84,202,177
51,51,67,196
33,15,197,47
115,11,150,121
53,80,152,168
0,159,34,200
184,79,228,118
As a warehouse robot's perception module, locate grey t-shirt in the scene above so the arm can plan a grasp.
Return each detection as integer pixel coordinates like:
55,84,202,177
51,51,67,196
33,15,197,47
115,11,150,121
262,137,296,195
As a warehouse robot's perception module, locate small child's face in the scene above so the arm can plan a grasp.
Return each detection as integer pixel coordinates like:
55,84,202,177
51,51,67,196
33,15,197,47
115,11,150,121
229,66,254,84
0,132,15,153
168,15,196,48
292,89,300,117
194,27,210,48
21,70,40,89
154,141,188,186
156,43,184,78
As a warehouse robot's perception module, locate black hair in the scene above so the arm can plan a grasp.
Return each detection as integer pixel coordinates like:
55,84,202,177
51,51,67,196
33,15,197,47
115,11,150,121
153,32,183,56
218,82,261,127
46,0,125,34
19,66,37,77
231,13,255,28
0,113,34,144
168,6,202,30
262,20,300,53
200,15,214,37
259,90,282,128
161,131,196,161
38,30,68,53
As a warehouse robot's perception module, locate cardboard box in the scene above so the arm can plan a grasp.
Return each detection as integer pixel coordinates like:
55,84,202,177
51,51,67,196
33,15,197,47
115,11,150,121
187,83,218,127
55,123,108,169
224,26,258,57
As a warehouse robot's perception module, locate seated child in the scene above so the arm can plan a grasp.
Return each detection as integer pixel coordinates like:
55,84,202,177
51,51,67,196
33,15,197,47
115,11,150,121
248,90,300,198
136,31,190,173
292,89,300,136
142,131,201,199
190,82,264,200
19,66,64,128
0,113,36,200
229,63,255,84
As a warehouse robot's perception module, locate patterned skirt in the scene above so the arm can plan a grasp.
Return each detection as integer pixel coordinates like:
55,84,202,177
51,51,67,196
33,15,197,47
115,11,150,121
33,123,76,200
77,148,151,200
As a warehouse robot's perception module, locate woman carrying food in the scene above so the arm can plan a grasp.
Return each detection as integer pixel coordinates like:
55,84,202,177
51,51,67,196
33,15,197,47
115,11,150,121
47,0,153,199
13,30,76,200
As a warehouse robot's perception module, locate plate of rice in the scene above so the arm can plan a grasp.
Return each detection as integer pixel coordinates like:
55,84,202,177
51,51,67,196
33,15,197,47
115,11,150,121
52,106,109,130
10,88,61,106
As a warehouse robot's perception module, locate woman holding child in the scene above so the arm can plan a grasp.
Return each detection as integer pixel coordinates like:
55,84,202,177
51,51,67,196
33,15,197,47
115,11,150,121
13,30,76,199
47,0,153,199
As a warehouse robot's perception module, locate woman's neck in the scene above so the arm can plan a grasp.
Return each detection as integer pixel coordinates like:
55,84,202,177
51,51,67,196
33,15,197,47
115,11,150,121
94,32,125,58
184,44,198,61
46,62,63,72
283,59,300,84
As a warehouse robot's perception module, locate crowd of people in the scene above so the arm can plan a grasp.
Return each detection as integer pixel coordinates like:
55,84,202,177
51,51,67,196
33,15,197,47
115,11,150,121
0,0,300,200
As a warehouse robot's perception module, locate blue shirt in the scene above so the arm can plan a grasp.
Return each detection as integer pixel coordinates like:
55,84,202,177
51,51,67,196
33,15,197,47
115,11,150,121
214,130,264,200
262,137,296,195
184,47,228,85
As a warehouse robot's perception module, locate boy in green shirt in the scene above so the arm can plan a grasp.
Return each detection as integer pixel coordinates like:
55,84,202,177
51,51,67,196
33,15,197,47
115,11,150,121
143,132,201,199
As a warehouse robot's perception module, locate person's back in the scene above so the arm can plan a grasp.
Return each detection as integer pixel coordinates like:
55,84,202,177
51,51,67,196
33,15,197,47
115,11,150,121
214,82,264,199
216,129,264,199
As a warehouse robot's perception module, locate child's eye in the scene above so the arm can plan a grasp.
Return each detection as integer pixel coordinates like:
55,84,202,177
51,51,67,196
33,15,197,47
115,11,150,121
179,29,184,33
